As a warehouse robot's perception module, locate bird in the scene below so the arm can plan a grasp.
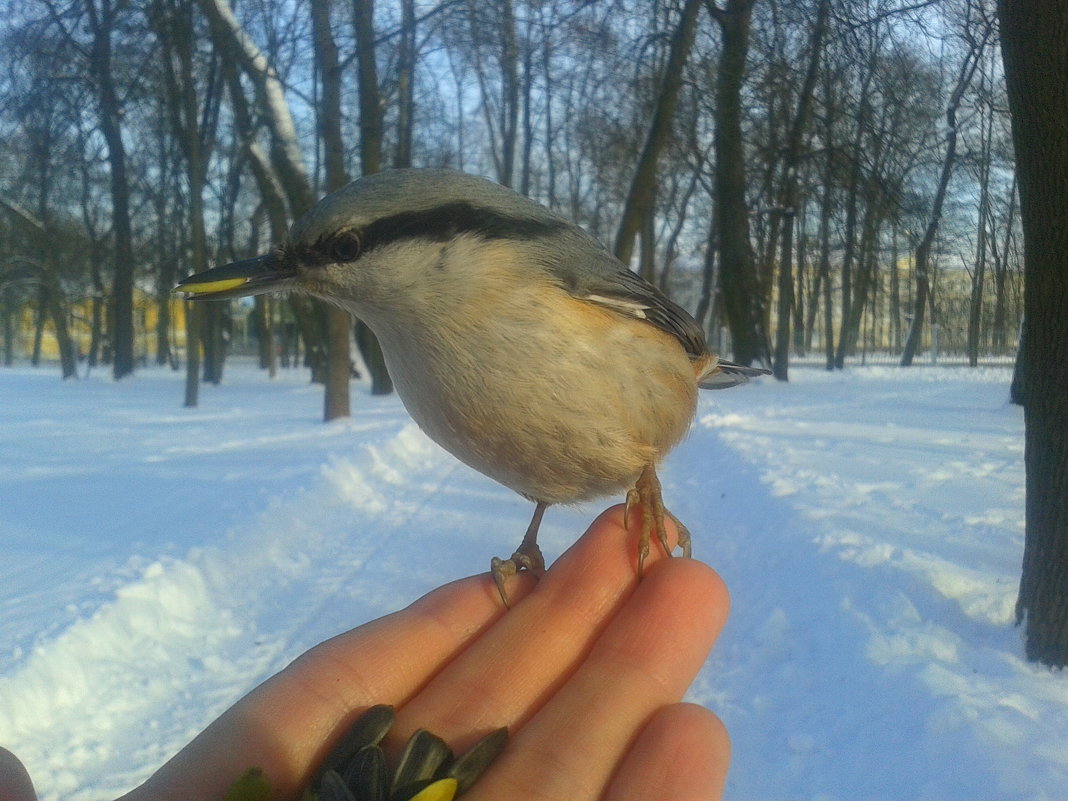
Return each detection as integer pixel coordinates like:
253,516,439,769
175,168,768,603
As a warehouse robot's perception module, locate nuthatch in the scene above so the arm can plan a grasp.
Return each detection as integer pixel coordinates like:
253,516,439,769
176,168,768,601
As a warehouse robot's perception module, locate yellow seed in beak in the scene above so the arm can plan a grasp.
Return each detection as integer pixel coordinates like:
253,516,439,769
175,277,249,296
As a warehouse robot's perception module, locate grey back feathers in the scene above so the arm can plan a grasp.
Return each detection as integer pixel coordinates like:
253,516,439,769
288,168,709,359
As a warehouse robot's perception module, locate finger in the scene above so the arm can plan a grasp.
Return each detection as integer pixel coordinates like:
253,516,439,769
0,747,37,801
603,703,730,801
464,556,729,801
126,571,534,801
389,504,678,751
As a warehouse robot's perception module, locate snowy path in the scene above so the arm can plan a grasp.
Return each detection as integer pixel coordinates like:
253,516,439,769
1,363,1065,800
684,370,1056,799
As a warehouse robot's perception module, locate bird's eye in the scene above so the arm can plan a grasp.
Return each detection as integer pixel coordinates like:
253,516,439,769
329,232,362,262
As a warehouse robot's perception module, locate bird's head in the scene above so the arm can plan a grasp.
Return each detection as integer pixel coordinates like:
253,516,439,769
174,168,573,326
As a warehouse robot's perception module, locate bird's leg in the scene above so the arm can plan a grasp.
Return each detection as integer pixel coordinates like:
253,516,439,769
667,508,693,559
625,463,693,575
491,500,548,606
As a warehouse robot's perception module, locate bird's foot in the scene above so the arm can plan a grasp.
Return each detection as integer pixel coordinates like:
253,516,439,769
491,542,545,608
625,464,693,576
491,501,549,607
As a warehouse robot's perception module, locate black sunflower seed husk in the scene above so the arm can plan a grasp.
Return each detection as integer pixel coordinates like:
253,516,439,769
318,769,357,801
311,706,509,800
442,727,509,795
340,745,388,801
389,777,441,801
392,729,453,790
314,705,396,786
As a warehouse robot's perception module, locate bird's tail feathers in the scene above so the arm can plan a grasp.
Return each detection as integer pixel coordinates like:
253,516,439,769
698,359,772,390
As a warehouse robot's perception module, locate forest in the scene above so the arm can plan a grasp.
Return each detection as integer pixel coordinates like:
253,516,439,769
0,0,1019,392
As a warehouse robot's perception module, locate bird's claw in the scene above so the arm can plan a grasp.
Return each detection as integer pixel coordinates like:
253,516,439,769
625,464,693,576
491,541,545,608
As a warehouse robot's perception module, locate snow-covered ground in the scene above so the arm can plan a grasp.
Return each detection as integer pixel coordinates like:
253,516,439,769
1,360,1063,800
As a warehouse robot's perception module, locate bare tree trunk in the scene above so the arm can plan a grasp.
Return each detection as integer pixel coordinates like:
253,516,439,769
967,54,994,367
1000,0,1068,667
353,0,382,176
772,0,829,381
83,0,135,379
838,200,883,362
709,0,767,366
393,0,416,169
219,42,287,381
793,201,808,356
75,137,108,368
0,198,79,378
902,13,991,366
498,0,519,188
2,289,14,366
311,0,352,421
465,0,519,187
206,0,362,397
539,18,557,208
658,169,700,293
31,286,46,366
695,216,717,329
352,0,393,396
817,72,835,370
773,209,795,379
199,0,316,215
613,0,703,267
990,176,1016,354
202,0,335,391
154,0,219,400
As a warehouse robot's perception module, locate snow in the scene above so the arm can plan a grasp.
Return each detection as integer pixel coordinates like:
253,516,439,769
1,360,1064,800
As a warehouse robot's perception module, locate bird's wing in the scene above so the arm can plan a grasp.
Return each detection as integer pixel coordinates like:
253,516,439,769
541,231,708,358
698,359,772,389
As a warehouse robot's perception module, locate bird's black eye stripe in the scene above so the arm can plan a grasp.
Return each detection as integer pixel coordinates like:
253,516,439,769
294,202,568,266
359,202,569,253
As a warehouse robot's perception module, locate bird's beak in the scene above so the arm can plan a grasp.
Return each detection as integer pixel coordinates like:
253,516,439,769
173,252,296,300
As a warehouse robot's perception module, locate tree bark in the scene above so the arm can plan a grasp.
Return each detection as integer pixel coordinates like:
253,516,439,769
85,0,135,379
393,0,416,169
0,199,79,378
772,0,829,381
311,0,352,421
709,0,767,366
613,0,703,267
353,0,383,177
199,0,315,216
352,0,393,395
902,16,990,366
990,176,1016,354
205,0,341,391
999,0,1068,667
154,0,218,400
967,52,994,367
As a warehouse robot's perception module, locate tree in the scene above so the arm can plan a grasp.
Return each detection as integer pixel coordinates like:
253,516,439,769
85,0,137,380
999,0,1068,667
901,2,992,366
708,0,768,366
613,0,704,269
771,0,829,381
351,0,393,396
37,0,139,378
0,198,78,379
200,0,333,392
310,0,351,421
152,0,221,404
463,0,520,188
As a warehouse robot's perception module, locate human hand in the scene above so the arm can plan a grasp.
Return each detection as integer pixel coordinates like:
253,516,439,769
3,506,730,801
